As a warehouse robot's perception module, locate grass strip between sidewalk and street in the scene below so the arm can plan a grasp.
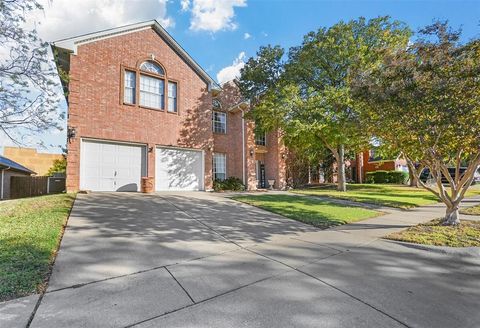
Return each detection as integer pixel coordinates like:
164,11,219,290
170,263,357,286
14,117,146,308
461,204,480,216
386,219,480,247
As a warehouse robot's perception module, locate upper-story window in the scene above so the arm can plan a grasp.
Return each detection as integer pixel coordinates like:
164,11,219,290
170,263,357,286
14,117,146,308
140,74,164,109
140,61,165,75
255,128,266,146
124,70,136,104
122,59,178,113
168,81,177,113
212,98,221,110
212,111,226,134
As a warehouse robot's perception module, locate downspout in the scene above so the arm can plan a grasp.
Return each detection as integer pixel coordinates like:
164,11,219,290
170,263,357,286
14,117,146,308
1,166,10,200
240,109,246,185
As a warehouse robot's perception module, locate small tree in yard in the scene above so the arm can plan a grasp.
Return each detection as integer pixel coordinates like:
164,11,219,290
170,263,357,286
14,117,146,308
0,0,62,145
47,156,66,176
353,22,480,225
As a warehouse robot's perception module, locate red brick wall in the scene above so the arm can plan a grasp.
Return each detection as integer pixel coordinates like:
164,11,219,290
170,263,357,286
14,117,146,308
264,130,287,190
214,81,287,190
359,150,396,181
213,82,245,181
66,28,213,191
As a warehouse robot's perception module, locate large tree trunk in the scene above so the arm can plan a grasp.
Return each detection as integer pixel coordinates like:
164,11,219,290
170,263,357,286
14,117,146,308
337,144,347,192
407,163,419,187
444,205,461,226
406,152,480,227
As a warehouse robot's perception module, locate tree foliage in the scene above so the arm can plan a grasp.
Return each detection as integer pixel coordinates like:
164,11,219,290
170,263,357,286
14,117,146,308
353,21,480,225
239,16,411,191
47,156,66,176
0,0,62,145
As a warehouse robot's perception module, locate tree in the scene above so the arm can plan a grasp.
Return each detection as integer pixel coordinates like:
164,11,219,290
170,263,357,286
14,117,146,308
285,16,411,191
0,0,62,145
239,17,411,191
47,156,66,176
353,21,480,225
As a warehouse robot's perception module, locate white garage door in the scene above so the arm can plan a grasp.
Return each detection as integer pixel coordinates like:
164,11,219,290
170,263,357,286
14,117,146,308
156,147,204,191
81,140,146,191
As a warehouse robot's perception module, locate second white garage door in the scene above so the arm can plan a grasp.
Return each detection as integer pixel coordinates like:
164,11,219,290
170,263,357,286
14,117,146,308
156,147,204,191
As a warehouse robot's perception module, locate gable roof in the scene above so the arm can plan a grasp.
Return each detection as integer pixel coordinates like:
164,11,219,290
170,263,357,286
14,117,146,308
51,20,219,90
0,156,35,174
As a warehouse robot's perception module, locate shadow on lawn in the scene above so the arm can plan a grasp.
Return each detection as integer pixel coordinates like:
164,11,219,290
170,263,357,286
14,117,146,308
233,194,378,229
297,188,439,208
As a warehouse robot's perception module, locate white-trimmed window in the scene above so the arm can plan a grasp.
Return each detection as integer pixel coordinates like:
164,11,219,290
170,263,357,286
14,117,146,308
213,153,226,181
140,61,165,75
124,70,136,104
255,131,266,146
140,74,164,109
212,111,226,134
122,60,179,111
168,81,177,113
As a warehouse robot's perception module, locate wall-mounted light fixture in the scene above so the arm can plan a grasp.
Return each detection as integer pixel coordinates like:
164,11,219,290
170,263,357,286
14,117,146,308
148,147,154,153
249,148,254,157
67,126,76,143
281,154,286,159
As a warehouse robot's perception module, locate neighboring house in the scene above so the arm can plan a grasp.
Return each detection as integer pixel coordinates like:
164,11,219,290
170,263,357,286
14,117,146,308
0,155,35,200
51,20,286,192
3,147,63,176
354,150,408,183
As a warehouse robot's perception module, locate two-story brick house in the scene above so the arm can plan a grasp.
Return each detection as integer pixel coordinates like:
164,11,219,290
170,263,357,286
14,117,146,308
52,20,286,192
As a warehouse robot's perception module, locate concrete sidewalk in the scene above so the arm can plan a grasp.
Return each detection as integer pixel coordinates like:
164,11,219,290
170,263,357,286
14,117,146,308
2,192,479,328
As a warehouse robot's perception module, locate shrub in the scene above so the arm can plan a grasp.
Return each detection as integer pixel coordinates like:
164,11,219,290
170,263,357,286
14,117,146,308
213,177,245,191
365,170,408,184
388,171,409,184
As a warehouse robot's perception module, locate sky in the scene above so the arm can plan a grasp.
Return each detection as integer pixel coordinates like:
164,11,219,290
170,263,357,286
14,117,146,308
4,0,479,153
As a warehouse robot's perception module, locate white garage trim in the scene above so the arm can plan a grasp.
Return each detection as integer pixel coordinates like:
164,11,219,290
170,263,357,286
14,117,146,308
155,146,205,191
80,138,147,192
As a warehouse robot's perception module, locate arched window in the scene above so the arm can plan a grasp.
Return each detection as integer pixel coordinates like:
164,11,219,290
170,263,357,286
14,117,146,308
122,59,178,112
140,61,165,75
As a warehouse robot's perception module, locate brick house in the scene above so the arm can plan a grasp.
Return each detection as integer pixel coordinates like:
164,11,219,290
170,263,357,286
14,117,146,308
52,20,286,192
354,150,408,183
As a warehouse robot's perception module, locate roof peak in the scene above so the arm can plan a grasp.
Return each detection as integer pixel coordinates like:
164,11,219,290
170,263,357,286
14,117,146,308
51,19,219,89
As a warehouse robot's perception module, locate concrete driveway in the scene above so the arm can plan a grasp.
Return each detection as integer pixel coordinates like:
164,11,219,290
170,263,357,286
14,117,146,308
25,192,480,327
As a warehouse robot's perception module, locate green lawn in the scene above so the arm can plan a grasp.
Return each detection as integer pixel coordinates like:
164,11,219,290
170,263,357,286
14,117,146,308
232,194,380,229
0,193,75,302
460,205,480,216
292,184,480,209
386,219,480,247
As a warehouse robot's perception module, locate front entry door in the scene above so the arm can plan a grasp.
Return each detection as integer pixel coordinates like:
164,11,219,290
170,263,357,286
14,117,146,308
256,160,266,188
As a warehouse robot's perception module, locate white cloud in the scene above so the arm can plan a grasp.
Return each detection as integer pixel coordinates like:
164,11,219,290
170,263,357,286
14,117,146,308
243,32,251,39
188,0,246,33
180,0,190,11
216,51,245,85
33,0,174,41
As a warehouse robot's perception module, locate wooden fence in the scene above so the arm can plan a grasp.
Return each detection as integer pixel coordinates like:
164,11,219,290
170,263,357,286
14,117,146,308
10,176,65,199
